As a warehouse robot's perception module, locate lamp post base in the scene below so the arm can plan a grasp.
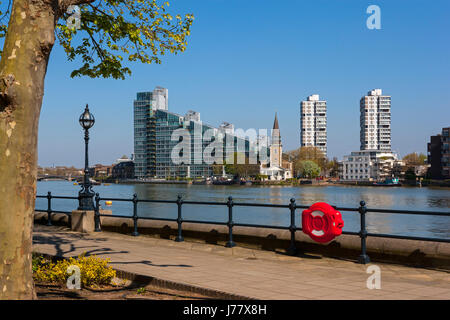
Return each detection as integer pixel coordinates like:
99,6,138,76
71,210,95,233
78,191,95,211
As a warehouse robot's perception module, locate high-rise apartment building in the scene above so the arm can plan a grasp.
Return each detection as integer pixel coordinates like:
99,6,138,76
360,89,391,151
133,87,169,178
300,94,327,156
134,91,153,178
428,127,450,179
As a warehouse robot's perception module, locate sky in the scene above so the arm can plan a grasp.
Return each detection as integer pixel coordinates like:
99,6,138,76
31,0,450,167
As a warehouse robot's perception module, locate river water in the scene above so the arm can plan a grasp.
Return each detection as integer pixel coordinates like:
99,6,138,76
36,181,450,240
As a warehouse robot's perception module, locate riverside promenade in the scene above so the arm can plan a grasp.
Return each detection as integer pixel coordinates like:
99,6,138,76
33,225,450,300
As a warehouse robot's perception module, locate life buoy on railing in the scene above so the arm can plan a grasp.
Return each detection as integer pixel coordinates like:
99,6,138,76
302,202,344,243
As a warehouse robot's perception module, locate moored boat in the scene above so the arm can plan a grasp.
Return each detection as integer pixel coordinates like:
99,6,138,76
373,178,401,186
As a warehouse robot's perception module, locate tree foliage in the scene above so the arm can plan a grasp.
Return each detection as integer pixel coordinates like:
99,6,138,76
0,0,194,79
295,160,320,179
402,152,426,166
287,146,327,175
326,156,339,178
224,152,260,178
404,167,417,181
0,0,194,299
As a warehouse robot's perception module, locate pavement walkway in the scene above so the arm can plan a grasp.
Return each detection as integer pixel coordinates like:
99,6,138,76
32,225,450,300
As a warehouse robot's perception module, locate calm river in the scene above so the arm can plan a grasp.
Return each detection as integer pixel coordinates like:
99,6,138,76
36,181,450,240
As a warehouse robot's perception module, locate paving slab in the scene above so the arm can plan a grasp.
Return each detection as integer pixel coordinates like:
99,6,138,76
33,225,450,300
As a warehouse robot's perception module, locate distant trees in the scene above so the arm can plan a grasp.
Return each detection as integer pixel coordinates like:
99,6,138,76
287,146,327,177
402,152,427,179
404,167,417,181
212,164,224,176
295,160,321,178
223,152,260,178
326,157,339,178
402,153,427,166
38,166,82,177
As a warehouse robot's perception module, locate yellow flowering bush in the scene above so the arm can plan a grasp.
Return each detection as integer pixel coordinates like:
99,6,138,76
33,253,116,288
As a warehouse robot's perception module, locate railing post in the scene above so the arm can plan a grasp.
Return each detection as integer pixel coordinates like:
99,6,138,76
287,198,297,255
46,191,52,226
94,193,101,232
225,196,236,248
358,201,370,264
175,195,184,242
68,211,72,228
132,193,139,236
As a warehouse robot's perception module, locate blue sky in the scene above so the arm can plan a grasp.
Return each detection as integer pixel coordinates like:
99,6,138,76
35,0,450,167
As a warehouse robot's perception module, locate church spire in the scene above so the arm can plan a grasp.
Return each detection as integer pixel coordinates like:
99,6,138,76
273,112,279,130
271,112,281,146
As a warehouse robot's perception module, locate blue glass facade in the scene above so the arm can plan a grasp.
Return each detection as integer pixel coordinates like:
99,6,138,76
134,92,268,179
133,92,155,178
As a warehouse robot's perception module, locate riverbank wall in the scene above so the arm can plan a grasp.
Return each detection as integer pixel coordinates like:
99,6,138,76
34,212,450,270
119,179,191,184
112,179,450,187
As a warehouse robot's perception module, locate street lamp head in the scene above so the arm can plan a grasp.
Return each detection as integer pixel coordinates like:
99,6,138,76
79,104,95,130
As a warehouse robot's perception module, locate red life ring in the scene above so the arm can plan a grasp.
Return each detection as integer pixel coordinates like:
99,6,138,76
302,202,344,243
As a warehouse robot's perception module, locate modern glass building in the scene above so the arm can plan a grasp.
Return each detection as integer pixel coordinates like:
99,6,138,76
134,89,267,179
134,92,155,178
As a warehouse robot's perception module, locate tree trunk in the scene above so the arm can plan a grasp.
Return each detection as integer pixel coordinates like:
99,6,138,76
0,0,56,299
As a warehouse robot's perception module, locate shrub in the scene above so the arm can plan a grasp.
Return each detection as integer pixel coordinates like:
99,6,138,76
137,287,146,294
33,253,116,288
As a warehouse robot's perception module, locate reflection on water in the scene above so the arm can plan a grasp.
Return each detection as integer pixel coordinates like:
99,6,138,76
36,181,450,240
427,197,450,208
366,213,393,235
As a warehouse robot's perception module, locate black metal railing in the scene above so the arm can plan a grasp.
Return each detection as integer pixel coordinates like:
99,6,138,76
36,192,75,227
35,192,450,264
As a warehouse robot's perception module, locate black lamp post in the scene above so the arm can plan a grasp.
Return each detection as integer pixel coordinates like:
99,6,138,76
78,104,95,211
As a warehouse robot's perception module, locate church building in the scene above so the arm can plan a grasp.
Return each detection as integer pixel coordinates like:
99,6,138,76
260,113,293,180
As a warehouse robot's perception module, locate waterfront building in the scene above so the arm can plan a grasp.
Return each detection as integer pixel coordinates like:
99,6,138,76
360,89,391,151
111,155,135,179
339,150,403,182
112,161,135,179
427,127,450,179
134,91,155,178
153,109,212,178
300,94,327,156
133,89,264,179
260,113,293,180
88,164,113,178
154,109,266,179
115,155,133,164
133,87,171,178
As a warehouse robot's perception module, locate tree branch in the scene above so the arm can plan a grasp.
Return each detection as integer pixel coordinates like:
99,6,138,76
83,23,106,61
58,0,96,13
0,0,12,23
